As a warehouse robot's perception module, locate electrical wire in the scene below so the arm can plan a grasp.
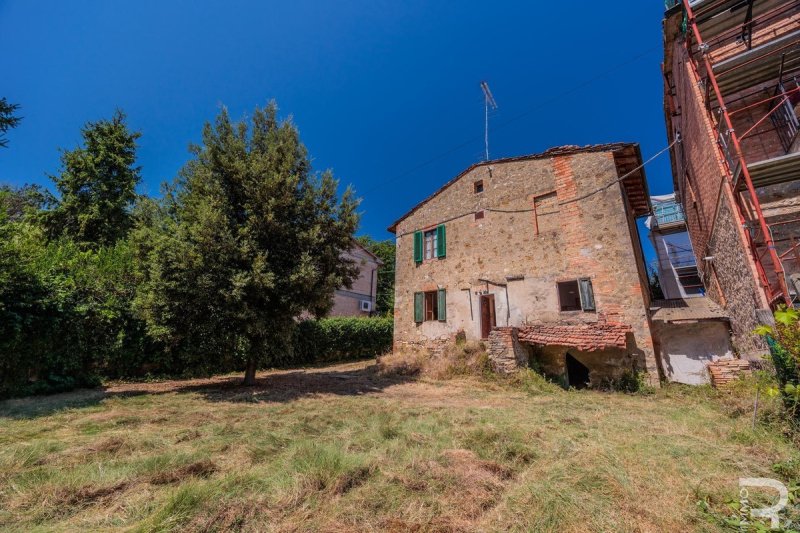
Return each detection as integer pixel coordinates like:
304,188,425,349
394,136,681,238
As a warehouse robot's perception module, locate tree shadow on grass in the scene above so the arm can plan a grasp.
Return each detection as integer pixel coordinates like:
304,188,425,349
0,362,416,420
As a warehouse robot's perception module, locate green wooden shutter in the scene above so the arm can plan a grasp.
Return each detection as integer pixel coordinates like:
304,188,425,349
437,289,447,321
414,292,424,322
436,224,446,258
579,278,595,311
413,231,423,264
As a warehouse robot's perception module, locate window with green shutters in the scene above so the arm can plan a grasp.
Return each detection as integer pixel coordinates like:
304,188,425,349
437,288,446,321
414,289,446,322
413,224,446,263
413,231,423,264
436,225,446,258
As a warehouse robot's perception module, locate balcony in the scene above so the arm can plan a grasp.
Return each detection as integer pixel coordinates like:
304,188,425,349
652,198,686,229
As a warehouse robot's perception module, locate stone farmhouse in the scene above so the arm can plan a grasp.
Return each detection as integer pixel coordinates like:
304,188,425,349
388,143,664,387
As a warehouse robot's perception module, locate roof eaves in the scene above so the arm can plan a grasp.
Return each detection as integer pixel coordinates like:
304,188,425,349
387,142,639,234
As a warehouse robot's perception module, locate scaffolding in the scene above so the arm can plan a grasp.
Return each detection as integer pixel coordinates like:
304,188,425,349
675,0,800,306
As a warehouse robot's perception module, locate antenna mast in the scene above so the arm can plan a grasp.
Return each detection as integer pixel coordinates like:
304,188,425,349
480,81,498,161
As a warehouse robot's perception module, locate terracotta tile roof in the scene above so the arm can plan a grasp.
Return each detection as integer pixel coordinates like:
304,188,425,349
517,322,632,351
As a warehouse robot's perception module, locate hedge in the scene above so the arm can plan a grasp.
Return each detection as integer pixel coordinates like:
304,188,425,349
293,316,393,364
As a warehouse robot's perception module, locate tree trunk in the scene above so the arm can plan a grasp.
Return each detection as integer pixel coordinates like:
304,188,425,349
243,357,258,386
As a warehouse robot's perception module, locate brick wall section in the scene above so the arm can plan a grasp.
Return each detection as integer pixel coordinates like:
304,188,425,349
391,150,660,384
665,37,772,355
670,44,729,259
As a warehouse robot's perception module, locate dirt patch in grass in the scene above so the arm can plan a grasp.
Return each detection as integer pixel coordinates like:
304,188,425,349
150,459,217,485
332,465,374,495
48,481,132,513
86,436,129,454
386,448,513,530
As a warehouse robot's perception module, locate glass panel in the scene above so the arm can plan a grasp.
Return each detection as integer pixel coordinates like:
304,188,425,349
662,231,696,269
424,229,437,260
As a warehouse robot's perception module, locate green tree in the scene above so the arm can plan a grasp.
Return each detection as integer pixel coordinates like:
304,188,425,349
0,184,55,222
134,103,360,385
647,263,664,300
0,98,21,148
356,236,395,315
49,110,141,246
0,184,148,397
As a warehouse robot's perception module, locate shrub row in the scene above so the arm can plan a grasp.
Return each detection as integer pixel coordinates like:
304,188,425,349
293,316,393,364
1,316,393,399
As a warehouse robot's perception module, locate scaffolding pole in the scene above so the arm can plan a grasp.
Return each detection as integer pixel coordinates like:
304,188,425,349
683,0,792,306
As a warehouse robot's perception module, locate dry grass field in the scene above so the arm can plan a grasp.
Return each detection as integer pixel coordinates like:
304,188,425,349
1,359,799,532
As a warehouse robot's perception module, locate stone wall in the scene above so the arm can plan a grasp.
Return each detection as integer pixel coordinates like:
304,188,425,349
705,197,769,357
530,343,639,387
487,327,529,374
391,149,660,383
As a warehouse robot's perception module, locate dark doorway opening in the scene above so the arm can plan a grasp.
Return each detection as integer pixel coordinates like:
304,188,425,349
480,294,496,339
565,352,590,389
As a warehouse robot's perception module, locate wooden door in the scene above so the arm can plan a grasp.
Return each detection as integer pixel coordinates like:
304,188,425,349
480,294,496,339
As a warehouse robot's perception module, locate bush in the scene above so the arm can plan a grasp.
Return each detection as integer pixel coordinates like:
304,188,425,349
596,370,655,395
293,316,393,365
377,338,490,380
756,306,800,425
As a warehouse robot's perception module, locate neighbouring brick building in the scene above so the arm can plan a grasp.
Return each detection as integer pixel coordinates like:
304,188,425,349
328,241,382,317
662,0,800,357
388,144,662,387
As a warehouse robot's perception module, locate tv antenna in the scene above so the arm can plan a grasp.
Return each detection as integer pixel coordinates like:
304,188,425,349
480,81,498,161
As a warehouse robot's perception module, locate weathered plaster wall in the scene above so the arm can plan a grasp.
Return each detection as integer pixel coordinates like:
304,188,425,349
653,320,733,385
391,151,660,382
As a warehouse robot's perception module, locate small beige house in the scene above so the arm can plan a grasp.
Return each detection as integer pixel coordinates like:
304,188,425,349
328,241,382,317
388,143,662,387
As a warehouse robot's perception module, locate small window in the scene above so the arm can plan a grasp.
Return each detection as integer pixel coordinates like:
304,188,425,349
475,210,485,220
558,278,595,312
474,180,484,194
424,229,437,260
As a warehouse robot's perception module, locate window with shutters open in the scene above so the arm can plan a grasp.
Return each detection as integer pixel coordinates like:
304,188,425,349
414,289,446,322
557,278,595,312
413,224,446,263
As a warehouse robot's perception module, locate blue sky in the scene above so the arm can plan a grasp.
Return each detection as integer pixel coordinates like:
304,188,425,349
1,0,672,253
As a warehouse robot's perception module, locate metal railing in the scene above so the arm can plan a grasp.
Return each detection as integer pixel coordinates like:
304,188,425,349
653,200,686,226
771,81,800,153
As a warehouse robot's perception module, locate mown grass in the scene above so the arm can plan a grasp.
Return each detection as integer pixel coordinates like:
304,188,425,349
1,361,799,532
